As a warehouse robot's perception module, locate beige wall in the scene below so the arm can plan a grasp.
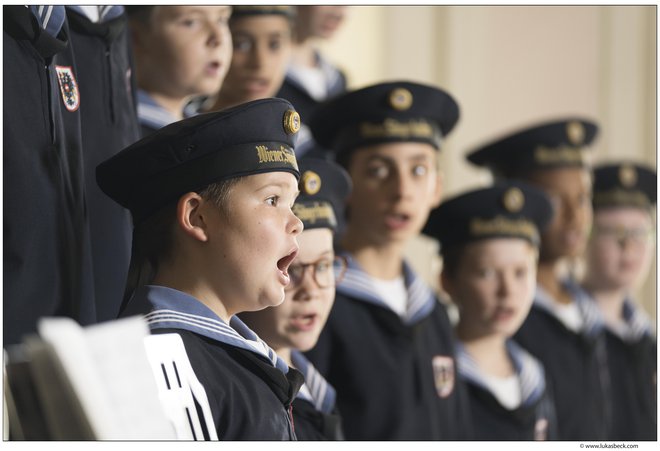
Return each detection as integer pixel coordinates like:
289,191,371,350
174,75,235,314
318,5,657,324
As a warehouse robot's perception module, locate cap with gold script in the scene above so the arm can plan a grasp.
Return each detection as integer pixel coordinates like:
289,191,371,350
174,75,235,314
230,5,295,19
294,158,352,233
466,118,599,179
592,161,656,210
96,97,301,223
422,182,555,250
309,80,459,157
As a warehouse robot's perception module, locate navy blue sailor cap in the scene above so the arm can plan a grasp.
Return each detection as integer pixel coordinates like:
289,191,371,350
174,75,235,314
309,80,460,156
97,97,301,223
422,182,555,251
592,161,657,210
294,158,352,233
466,117,599,179
230,5,295,19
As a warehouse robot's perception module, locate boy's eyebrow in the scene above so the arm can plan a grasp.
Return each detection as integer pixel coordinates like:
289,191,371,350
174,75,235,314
365,153,434,164
257,181,300,196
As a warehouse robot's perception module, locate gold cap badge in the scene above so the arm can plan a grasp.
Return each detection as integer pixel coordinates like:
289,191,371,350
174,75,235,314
389,88,413,111
283,109,301,135
619,164,637,188
566,121,585,146
503,187,525,212
301,170,321,195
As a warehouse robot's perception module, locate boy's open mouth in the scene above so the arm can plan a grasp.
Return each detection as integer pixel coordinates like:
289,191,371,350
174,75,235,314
277,248,299,277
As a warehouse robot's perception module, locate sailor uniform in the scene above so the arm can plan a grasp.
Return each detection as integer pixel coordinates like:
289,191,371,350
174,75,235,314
136,285,302,440
600,299,657,440
587,162,657,440
290,350,344,440
457,340,558,440
277,51,347,159
136,89,193,138
305,256,472,440
4,5,96,345
65,6,141,322
514,280,612,440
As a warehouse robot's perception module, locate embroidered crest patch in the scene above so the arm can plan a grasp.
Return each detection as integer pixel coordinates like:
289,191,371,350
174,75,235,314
432,355,455,398
55,66,80,112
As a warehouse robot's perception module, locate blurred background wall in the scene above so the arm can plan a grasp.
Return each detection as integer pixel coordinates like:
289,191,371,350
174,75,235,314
316,5,657,325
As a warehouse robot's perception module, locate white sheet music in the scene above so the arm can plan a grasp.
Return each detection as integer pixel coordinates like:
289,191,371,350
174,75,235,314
38,316,175,440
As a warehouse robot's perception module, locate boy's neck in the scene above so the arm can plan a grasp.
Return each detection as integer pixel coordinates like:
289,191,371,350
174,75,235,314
537,259,574,305
458,331,514,378
145,90,188,122
290,39,318,68
275,347,293,368
342,234,406,280
581,282,627,326
152,267,232,323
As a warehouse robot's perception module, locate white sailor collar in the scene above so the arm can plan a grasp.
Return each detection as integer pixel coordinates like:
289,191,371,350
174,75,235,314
534,279,604,338
136,90,194,131
336,252,436,325
291,350,336,414
456,339,547,409
139,285,290,374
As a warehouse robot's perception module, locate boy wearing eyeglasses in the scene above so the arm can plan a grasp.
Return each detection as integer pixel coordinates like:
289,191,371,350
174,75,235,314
581,162,657,440
241,158,351,440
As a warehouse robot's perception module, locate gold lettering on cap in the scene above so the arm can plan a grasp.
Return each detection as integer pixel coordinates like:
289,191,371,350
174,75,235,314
256,145,299,170
534,146,585,165
360,118,434,140
293,201,336,226
470,216,539,242
619,165,637,188
593,189,650,209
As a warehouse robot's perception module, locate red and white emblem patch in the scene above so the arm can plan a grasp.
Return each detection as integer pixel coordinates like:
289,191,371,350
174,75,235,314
432,355,455,398
55,66,80,112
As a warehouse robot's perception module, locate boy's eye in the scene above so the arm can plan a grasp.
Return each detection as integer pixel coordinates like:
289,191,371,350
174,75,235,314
179,17,200,28
476,268,495,279
514,267,528,279
233,38,252,52
412,164,427,177
266,196,279,206
367,164,389,179
315,259,332,273
268,38,283,51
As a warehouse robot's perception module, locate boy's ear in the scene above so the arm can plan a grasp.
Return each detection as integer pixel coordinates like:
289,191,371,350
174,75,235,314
176,192,209,242
431,170,444,208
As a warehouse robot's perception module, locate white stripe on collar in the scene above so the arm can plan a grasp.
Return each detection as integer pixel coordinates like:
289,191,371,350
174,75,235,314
291,350,336,414
336,253,436,325
534,280,604,337
138,285,289,374
456,340,546,408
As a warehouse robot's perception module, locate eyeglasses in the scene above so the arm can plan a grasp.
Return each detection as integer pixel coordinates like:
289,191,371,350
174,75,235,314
286,255,348,290
593,225,654,247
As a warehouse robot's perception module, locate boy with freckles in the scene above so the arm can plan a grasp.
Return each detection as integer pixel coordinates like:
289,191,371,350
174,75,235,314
97,98,305,439
305,81,472,440
467,118,612,440
126,5,232,136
